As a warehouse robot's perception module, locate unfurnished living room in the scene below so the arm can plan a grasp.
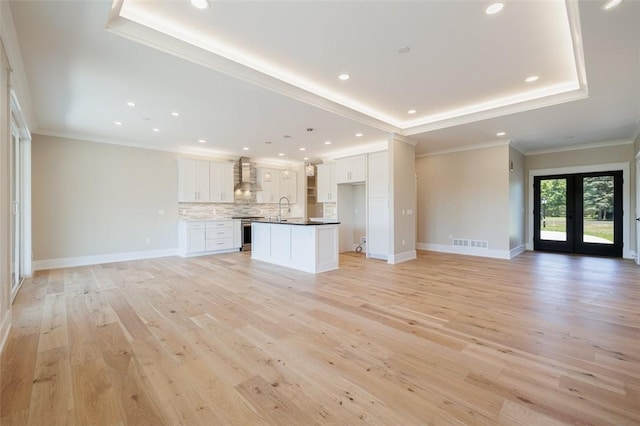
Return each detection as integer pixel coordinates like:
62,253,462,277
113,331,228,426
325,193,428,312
1,0,639,424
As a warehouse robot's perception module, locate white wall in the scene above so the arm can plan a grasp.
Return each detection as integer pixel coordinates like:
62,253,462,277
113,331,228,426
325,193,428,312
389,136,417,263
416,144,511,256
32,134,180,264
509,145,525,253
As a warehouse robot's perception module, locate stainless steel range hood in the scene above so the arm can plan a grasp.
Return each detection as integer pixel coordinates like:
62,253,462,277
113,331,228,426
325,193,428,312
234,157,262,192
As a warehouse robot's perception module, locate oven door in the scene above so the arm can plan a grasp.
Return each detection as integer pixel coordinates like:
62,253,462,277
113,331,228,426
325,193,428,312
242,222,252,251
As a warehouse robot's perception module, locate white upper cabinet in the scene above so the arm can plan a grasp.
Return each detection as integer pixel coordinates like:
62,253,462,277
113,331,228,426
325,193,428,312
179,159,210,202
317,163,337,202
367,151,389,198
209,161,235,203
335,154,366,183
279,170,297,203
256,168,281,203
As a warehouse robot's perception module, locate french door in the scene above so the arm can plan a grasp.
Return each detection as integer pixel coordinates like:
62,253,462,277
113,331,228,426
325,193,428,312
11,123,23,295
533,171,623,257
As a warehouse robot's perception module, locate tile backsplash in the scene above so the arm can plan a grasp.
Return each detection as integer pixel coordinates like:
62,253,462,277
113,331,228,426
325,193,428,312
179,202,304,220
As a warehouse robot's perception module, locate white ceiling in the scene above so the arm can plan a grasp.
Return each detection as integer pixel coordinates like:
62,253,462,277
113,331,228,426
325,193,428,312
9,0,640,163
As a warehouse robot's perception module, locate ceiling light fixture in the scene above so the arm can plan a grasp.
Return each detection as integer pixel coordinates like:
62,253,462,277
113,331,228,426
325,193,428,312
242,147,249,151
152,128,159,132
303,157,309,161
324,141,331,145
408,109,417,115
355,133,363,137
305,163,315,177
190,0,209,10
485,3,504,14
171,112,180,117
299,147,306,151
198,139,206,143
525,75,539,83
126,102,135,107
397,46,411,54
603,0,623,9
496,132,506,137
114,121,122,126
278,153,285,156
338,74,350,81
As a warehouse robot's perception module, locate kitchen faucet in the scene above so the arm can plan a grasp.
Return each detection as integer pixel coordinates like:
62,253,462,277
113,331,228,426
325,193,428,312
278,196,290,221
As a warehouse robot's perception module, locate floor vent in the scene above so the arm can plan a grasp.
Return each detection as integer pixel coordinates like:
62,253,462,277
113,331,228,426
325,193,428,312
452,239,489,249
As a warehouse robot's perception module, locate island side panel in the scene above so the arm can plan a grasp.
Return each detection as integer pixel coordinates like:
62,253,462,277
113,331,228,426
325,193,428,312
291,226,316,273
316,225,339,273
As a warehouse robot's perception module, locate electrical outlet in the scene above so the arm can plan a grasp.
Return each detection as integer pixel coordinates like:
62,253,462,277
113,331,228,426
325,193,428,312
360,236,366,244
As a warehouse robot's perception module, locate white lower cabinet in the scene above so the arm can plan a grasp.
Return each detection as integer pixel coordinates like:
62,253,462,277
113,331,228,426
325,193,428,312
179,220,241,256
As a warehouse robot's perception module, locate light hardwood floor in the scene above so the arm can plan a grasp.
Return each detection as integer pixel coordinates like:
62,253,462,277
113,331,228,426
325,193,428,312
1,250,639,425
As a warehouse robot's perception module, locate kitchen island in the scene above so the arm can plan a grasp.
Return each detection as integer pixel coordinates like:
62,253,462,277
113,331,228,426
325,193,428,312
251,219,340,274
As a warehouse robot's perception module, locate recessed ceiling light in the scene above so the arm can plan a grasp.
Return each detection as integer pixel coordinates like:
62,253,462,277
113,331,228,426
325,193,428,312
486,3,504,14
152,128,159,132
338,74,350,81
243,147,249,151
190,0,209,9
142,117,151,121
496,132,506,137
407,109,417,115
397,46,411,54
303,157,309,161
126,102,135,107
171,112,180,117
324,141,332,145
299,147,306,151
603,0,622,10
283,135,291,138
355,133,363,137
525,75,539,83
278,153,285,156
198,139,206,143
264,141,272,144
114,121,122,126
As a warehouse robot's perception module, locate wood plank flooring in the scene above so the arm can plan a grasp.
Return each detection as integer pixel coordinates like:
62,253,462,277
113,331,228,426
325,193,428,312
2,250,639,425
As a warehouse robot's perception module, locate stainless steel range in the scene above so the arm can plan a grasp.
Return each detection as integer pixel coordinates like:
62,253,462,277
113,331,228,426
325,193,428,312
232,216,265,251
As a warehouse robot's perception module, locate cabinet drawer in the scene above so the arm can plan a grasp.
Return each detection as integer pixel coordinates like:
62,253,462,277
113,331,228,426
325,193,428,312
206,238,234,251
186,222,205,230
206,221,233,230
206,228,233,239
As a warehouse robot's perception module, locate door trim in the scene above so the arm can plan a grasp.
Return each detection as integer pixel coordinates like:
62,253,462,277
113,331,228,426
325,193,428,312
528,162,630,258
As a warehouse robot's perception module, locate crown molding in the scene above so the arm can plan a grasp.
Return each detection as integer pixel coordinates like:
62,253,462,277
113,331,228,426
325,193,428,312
388,133,418,146
524,139,634,156
416,140,510,158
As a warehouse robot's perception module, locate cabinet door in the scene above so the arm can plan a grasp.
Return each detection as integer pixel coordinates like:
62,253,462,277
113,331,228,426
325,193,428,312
280,170,297,203
179,158,198,202
367,197,389,259
187,229,206,253
220,162,235,203
350,155,366,182
317,164,336,202
257,168,280,203
368,151,388,198
179,159,210,202
210,162,235,203
335,158,351,184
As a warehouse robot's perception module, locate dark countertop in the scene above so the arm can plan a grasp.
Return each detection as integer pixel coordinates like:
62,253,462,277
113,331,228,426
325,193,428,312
252,219,340,226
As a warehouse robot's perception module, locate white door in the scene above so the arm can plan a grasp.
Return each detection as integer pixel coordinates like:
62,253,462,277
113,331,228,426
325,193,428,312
636,158,640,265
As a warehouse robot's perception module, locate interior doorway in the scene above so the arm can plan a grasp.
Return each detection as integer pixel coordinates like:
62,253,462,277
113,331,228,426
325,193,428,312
533,171,623,257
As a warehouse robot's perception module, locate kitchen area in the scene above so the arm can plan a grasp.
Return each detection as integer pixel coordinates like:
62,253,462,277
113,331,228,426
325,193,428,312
177,156,342,273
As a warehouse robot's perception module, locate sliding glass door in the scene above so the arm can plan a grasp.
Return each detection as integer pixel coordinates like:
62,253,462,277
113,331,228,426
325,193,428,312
534,171,623,257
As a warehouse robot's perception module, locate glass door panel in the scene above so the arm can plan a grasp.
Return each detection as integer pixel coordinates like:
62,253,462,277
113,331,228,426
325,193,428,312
534,176,574,253
581,176,614,245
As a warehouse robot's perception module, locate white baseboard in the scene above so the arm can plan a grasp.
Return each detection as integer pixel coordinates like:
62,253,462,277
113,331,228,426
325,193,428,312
416,243,511,260
32,248,180,271
0,310,11,356
510,245,526,259
388,250,417,264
